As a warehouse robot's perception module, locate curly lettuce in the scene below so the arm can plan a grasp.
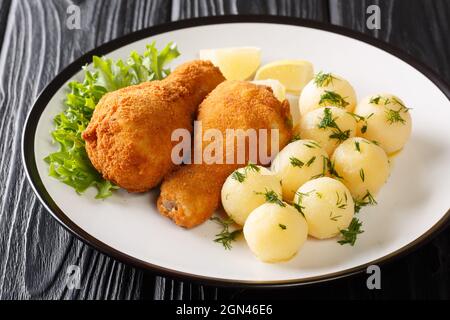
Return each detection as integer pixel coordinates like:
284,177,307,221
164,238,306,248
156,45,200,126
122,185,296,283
45,42,181,199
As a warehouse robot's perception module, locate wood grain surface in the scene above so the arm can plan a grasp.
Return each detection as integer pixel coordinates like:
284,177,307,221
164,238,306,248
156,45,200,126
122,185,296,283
0,0,448,300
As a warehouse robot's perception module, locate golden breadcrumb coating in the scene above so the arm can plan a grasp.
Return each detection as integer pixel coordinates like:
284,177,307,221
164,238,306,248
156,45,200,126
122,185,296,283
82,60,225,192
158,81,292,228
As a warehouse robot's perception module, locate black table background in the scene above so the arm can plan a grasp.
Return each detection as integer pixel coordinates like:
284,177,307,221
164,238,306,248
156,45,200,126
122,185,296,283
0,0,449,300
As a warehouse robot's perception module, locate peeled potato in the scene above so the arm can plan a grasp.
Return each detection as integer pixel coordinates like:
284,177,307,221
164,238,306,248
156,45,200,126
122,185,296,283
244,202,308,262
331,137,389,200
294,177,354,239
299,107,357,155
354,93,412,154
271,140,328,202
299,72,357,116
221,165,282,226
286,94,301,126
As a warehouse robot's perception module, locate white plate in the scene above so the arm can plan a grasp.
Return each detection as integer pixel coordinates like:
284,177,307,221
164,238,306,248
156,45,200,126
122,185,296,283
22,16,450,286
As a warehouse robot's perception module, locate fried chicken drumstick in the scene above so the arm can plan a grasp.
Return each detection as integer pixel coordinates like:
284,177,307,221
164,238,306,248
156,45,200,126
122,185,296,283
158,81,292,228
82,60,225,192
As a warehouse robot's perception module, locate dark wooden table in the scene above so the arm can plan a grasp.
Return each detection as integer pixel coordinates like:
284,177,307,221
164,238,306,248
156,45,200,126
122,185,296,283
0,0,449,300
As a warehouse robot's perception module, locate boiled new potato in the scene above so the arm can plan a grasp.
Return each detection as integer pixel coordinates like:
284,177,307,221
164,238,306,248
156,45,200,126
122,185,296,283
244,202,308,262
221,165,282,226
271,139,328,201
286,94,301,126
199,47,261,80
299,72,357,116
331,137,389,200
299,107,357,155
354,93,412,154
294,177,354,239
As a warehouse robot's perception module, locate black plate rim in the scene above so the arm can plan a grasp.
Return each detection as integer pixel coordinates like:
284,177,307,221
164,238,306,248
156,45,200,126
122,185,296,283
21,15,450,288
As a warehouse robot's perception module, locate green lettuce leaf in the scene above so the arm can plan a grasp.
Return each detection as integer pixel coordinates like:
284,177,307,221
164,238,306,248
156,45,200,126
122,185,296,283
45,42,180,199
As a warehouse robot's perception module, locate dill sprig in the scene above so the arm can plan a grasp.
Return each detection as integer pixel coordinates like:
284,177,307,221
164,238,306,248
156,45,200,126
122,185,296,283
336,191,348,209
246,163,260,173
290,133,301,142
256,189,286,207
310,155,328,179
362,138,379,146
354,190,377,213
326,157,343,179
354,141,361,152
314,71,336,87
385,108,406,124
319,90,349,108
290,157,304,168
392,96,408,109
329,130,351,142
304,140,322,149
347,112,365,122
210,216,242,250
338,217,364,246
293,203,305,217
306,156,316,167
329,211,342,222
318,108,351,143
231,163,261,183
369,95,389,105
347,112,373,134
359,168,365,182
318,107,338,129
370,95,410,125
231,171,245,183
294,189,315,216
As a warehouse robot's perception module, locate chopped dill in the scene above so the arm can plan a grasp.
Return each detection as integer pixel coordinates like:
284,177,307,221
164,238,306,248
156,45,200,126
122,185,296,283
359,168,365,182
304,140,322,149
354,190,377,213
319,90,349,108
210,216,241,250
355,141,361,152
231,163,261,183
246,163,260,173
310,155,328,179
329,211,342,222
256,189,286,207
290,157,305,168
385,108,406,124
326,157,343,179
294,189,315,216
338,217,364,246
306,156,316,167
336,191,348,209
318,107,351,143
314,71,336,87
232,171,245,183
290,133,301,142
347,112,373,134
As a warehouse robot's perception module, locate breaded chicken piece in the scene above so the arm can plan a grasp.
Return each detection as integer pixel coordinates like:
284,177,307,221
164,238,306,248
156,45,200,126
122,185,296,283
82,60,225,192
158,81,292,228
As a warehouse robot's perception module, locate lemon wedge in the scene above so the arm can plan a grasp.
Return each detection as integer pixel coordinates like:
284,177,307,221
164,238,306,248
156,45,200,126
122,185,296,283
254,60,314,94
199,47,261,80
251,79,286,101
